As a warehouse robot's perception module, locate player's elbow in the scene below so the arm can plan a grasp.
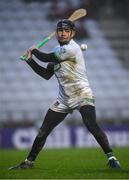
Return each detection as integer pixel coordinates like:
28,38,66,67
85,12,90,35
44,76,50,80
43,74,52,80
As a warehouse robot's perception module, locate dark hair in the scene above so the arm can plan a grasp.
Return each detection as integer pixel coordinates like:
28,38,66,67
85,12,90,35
56,19,76,31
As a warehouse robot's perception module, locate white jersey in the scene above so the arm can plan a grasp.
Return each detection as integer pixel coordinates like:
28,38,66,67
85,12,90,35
50,39,94,113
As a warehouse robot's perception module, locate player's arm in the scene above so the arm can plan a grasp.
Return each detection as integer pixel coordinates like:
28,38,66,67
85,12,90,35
23,50,54,80
30,44,74,63
26,59,54,80
31,49,57,63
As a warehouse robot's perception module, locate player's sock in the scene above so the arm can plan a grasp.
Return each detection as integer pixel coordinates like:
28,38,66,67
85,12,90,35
106,152,114,159
25,158,34,164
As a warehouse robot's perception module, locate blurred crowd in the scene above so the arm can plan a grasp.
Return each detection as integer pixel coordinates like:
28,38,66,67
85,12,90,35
22,0,129,39
22,0,129,19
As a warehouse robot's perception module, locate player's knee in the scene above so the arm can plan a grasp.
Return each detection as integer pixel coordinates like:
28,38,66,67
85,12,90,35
37,128,48,138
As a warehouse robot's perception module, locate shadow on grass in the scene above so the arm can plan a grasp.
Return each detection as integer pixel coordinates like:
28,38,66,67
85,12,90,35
6,166,129,174
1,166,128,179
80,168,129,174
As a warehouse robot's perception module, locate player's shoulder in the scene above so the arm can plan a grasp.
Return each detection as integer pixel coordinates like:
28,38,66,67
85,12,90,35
53,40,79,51
64,39,80,53
68,39,80,48
52,39,81,60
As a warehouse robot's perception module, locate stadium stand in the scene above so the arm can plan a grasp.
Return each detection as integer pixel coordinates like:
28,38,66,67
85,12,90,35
0,0,129,124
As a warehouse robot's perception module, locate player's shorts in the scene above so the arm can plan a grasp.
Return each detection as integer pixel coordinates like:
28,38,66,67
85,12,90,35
50,97,95,114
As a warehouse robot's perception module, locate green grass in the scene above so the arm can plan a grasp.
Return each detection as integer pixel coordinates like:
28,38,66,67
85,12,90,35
0,147,129,179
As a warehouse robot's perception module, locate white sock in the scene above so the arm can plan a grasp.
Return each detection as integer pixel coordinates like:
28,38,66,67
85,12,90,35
108,156,117,161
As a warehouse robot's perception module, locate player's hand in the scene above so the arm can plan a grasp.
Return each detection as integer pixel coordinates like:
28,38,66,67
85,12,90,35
29,45,38,52
23,49,32,61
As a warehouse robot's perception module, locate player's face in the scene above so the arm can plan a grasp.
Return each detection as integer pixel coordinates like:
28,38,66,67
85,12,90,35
56,27,75,45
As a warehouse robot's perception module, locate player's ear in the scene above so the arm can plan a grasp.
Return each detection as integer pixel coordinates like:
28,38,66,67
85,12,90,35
71,30,76,38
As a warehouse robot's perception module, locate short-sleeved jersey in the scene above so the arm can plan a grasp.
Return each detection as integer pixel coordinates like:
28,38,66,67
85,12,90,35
50,39,94,113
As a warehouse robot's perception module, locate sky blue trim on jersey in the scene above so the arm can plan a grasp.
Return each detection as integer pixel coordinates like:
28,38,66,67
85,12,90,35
53,46,67,61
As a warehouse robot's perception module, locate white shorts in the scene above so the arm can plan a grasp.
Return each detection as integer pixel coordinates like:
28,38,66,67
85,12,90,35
50,97,95,114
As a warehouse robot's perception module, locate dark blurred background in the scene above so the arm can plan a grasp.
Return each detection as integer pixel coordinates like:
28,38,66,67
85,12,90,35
0,0,129,149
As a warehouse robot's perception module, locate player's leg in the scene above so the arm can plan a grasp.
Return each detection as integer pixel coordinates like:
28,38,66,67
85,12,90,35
27,109,67,162
80,105,111,153
9,109,67,170
79,105,121,169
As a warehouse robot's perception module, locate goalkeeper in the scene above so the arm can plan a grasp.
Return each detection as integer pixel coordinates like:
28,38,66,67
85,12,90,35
9,19,121,170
